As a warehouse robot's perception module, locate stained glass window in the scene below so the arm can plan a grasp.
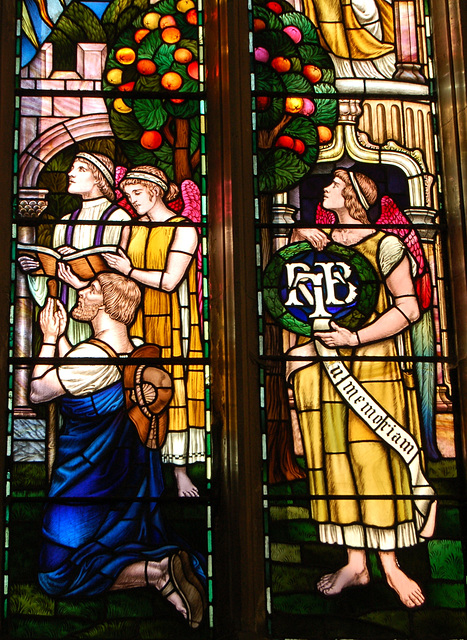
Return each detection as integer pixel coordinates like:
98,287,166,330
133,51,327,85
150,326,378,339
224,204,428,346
251,0,467,637
2,0,467,638
6,1,212,637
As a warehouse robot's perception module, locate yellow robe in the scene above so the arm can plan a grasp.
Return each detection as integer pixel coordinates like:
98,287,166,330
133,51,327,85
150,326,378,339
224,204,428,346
303,0,394,59
292,232,426,550
127,218,205,465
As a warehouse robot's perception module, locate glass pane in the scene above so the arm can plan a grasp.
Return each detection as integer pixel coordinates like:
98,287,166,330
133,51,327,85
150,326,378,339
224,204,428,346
7,1,212,637
252,0,466,637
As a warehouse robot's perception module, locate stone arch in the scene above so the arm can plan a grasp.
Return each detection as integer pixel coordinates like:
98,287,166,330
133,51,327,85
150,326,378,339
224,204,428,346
19,114,113,188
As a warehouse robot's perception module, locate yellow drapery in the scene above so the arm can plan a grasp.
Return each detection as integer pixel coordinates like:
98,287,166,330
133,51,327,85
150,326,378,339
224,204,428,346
303,0,394,60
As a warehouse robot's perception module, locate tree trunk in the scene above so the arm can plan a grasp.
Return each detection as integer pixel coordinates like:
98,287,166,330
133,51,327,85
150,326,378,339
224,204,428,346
174,118,192,183
260,194,305,483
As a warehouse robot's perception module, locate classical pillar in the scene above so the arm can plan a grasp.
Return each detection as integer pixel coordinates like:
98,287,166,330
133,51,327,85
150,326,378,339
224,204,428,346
393,1,426,83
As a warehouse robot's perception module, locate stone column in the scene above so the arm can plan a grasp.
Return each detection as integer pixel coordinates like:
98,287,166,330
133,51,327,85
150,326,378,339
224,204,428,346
15,188,49,417
393,1,426,83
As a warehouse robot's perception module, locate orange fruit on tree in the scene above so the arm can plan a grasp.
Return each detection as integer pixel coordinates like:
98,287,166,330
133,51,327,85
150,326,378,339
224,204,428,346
161,71,183,90
285,97,303,113
174,48,193,64
162,27,181,44
141,131,163,150
317,126,332,143
303,64,322,83
143,12,161,29
137,59,157,75
170,98,185,104
160,15,177,28
271,57,291,73
186,9,197,24
116,47,136,65
135,29,150,43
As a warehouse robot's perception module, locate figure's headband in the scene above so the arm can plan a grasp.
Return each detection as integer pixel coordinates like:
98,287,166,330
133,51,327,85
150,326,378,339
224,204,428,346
75,153,114,187
348,171,369,211
123,171,168,192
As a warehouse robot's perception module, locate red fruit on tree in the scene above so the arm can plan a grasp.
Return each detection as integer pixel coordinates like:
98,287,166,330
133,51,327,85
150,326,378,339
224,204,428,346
293,139,305,154
275,135,294,149
141,130,163,149
266,1,282,14
186,9,197,24
187,61,199,79
256,96,271,111
118,81,136,92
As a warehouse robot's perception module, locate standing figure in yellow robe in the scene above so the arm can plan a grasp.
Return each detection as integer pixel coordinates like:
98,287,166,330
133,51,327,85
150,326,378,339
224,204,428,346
303,0,395,79
287,169,436,607
104,166,205,498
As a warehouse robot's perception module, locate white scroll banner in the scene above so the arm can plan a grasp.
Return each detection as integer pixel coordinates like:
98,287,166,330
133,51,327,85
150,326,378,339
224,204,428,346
311,317,435,527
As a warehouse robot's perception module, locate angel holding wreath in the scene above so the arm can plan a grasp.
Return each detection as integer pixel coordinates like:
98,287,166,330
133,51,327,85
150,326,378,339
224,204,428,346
272,168,438,607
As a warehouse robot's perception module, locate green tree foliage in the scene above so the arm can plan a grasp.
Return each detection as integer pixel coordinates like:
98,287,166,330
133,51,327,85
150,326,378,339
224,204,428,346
104,0,201,182
253,0,337,193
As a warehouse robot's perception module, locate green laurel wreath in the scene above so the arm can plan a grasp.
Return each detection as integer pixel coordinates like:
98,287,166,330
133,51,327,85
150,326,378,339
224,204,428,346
263,241,379,336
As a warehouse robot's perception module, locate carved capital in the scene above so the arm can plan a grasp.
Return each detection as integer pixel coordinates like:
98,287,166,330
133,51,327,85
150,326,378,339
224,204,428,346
18,188,49,218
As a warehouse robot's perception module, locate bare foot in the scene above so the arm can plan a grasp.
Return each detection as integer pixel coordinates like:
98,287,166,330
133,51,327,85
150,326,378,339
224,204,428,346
147,558,187,619
384,565,425,608
379,552,425,608
174,466,199,498
317,564,370,596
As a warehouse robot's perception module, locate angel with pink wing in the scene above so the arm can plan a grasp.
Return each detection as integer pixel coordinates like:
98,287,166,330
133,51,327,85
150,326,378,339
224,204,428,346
286,169,437,608
103,167,205,498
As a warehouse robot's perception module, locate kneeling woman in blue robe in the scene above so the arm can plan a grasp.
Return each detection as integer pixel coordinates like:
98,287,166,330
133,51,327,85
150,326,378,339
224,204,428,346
30,274,207,628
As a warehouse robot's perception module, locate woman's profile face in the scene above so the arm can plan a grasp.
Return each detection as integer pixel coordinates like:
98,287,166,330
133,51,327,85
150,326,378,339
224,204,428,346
124,183,154,216
322,176,346,211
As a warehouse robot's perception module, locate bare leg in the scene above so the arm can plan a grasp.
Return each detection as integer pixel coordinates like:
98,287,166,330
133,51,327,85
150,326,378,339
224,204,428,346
111,558,187,618
317,548,370,596
174,465,199,498
379,551,425,608
419,500,437,539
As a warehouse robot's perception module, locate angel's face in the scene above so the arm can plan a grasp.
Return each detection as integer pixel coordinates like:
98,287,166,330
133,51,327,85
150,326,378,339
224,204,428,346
323,177,346,212
124,183,155,216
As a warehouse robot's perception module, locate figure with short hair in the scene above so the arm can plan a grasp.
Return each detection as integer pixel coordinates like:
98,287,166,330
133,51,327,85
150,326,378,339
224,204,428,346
19,152,131,345
30,273,206,629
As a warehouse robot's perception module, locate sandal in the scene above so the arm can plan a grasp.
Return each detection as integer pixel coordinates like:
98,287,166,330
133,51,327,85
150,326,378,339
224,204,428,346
159,551,206,629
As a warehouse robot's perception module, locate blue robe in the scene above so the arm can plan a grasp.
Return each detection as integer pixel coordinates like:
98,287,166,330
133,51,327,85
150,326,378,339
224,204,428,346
39,381,204,597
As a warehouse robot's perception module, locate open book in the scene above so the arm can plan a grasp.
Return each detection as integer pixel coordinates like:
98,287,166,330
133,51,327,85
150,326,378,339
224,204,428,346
18,243,118,280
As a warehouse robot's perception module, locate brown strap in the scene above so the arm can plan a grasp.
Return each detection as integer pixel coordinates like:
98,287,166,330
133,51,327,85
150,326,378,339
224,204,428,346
88,338,123,371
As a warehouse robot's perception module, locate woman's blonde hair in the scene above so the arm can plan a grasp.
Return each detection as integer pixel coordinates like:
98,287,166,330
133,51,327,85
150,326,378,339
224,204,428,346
334,169,378,223
120,165,179,203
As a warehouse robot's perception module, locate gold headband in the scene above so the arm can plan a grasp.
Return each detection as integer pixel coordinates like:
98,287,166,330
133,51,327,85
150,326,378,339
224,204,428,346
348,171,369,211
75,153,114,186
123,171,168,192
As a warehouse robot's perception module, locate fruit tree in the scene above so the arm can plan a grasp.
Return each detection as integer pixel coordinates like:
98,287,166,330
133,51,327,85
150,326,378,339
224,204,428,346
104,0,201,183
253,0,337,194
